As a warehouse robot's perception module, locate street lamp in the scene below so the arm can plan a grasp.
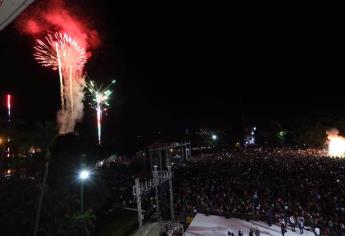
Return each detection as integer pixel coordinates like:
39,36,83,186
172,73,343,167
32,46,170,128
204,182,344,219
79,170,90,181
79,169,90,215
212,134,217,141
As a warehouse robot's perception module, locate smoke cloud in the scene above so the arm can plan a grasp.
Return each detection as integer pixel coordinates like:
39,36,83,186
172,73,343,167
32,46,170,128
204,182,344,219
18,0,100,50
57,74,85,135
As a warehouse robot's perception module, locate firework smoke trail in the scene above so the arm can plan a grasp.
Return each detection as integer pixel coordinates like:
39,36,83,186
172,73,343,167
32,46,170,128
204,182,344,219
5,94,11,158
34,32,87,134
87,80,116,145
69,67,73,109
97,102,101,145
7,94,11,123
55,43,64,108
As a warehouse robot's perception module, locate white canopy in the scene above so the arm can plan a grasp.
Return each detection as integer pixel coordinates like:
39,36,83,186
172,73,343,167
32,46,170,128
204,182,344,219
185,213,314,236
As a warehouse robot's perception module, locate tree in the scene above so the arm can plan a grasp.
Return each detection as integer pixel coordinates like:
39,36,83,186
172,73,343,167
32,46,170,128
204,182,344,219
55,210,96,236
33,121,57,236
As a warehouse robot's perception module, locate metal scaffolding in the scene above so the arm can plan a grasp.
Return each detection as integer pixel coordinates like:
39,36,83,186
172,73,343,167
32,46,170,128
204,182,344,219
132,165,183,236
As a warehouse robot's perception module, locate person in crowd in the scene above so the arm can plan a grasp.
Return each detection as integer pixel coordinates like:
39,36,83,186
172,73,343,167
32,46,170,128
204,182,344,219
341,223,345,234
249,228,254,236
281,222,287,236
238,229,243,236
290,215,296,232
227,227,235,236
298,217,304,234
314,226,320,236
255,228,260,236
266,206,273,226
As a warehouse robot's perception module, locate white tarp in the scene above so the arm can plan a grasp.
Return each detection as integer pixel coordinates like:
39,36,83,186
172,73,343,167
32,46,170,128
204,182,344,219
0,0,34,31
185,213,315,236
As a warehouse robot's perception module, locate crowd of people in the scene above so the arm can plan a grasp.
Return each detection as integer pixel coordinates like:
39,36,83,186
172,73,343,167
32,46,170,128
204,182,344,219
227,228,261,236
103,148,345,235
174,149,345,235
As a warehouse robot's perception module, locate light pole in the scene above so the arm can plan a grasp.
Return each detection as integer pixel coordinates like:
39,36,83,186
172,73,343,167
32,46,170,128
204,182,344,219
79,169,90,215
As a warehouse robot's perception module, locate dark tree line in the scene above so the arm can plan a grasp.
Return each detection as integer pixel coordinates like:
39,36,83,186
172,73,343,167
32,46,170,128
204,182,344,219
0,120,110,235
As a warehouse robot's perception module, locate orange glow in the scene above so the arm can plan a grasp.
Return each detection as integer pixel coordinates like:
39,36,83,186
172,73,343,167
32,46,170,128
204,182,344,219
327,129,345,157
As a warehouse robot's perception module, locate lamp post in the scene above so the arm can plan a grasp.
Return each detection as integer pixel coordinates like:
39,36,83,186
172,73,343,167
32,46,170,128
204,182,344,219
79,169,90,215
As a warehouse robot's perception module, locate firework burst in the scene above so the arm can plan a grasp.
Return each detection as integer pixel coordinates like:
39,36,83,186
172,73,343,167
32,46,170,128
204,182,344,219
87,80,116,145
34,32,87,70
34,32,87,134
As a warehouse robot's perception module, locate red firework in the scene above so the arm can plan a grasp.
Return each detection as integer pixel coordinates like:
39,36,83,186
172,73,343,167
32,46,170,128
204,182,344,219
34,32,87,71
34,32,87,111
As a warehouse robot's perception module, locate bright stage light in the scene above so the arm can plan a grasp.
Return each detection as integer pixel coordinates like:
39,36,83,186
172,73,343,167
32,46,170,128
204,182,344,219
327,128,345,157
328,136,345,157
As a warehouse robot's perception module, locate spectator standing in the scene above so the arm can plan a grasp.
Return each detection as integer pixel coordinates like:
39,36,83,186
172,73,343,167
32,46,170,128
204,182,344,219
290,215,296,232
266,207,273,226
227,228,235,236
341,223,345,234
281,222,287,236
298,217,304,234
255,228,260,236
314,226,320,236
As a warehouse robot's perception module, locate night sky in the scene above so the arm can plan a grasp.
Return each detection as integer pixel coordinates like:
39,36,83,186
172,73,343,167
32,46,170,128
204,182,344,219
1,0,345,139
